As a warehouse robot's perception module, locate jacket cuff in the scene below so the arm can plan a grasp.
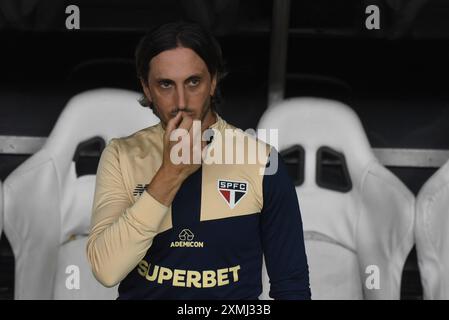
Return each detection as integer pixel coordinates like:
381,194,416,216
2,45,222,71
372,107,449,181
127,190,169,232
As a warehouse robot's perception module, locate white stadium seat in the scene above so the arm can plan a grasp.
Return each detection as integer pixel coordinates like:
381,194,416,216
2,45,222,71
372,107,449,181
257,97,415,299
415,159,449,299
3,88,160,299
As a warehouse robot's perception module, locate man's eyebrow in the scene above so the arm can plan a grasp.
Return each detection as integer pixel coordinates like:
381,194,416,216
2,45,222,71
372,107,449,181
153,73,204,85
186,74,202,79
154,74,202,82
155,78,174,83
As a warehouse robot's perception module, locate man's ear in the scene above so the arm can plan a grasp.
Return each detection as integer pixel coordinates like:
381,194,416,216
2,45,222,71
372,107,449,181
140,78,152,103
210,74,217,96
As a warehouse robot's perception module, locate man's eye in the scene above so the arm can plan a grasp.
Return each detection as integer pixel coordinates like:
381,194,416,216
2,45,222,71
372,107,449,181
159,81,172,89
188,78,200,86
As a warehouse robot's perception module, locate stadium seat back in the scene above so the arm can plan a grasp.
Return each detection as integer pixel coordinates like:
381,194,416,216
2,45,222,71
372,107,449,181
415,160,449,299
258,97,415,299
3,88,160,299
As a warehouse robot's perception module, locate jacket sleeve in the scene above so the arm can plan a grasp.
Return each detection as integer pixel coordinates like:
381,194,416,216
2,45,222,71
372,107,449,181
86,139,169,287
260,149,311,300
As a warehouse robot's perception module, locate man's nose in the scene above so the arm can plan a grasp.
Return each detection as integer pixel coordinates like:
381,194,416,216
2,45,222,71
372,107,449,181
175,86,187,110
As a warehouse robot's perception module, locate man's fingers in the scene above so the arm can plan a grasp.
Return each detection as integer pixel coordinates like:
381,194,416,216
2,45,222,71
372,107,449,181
164,112,183,146
178,113,193,132
165,112,183,135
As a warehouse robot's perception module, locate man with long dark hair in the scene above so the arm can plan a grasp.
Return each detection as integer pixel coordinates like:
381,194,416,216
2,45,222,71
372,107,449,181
87,21,310,300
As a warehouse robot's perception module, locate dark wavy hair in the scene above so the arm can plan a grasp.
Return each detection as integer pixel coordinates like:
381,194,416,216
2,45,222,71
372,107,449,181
135,21,226,110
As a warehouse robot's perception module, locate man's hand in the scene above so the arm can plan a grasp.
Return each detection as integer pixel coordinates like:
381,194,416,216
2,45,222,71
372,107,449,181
146,112,208,207
163,111,206,180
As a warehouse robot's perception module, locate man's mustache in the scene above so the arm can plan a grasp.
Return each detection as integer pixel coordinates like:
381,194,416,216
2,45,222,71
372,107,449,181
170,108,194,117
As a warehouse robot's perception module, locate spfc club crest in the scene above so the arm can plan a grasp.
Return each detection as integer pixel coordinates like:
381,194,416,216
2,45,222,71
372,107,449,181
217,180,248,209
